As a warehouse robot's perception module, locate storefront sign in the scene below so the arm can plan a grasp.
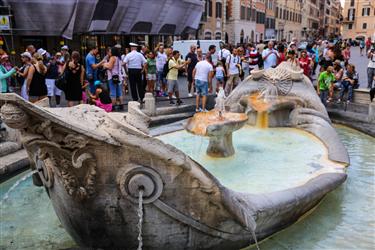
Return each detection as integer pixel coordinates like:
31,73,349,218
0,16,10,30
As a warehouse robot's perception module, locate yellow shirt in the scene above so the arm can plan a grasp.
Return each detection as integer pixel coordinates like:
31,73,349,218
167,58,181,80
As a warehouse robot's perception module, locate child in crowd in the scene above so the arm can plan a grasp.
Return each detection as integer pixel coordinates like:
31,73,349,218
89,80,113,112
145,51,157,94
215,61,226,93
317,66,335,106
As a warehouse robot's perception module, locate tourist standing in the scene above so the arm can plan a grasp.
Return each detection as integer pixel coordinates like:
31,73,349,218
248,44,259,73
64,51,85,107
26,53,47,103
197,48,203,61
193,54,214,112
215,61,225,92
359,39,365,56
45,53,61,107
85,46,103,94
367,48,375,89
124,43,147,102
276,44,286,66
219,44,231,84
365,37,372,53
225,48,241,96
338,64,359,103
103,47,123,106
155,45,167,97
185,45,198,97
145,51,157,94
342,46,351,66
298,50,312,77
312,43,320,75
167,50,185,105
18,52,32,100
256,40,265,54
0,57,16,93
262,41,278,70
317,66,335,106
26,45,36,56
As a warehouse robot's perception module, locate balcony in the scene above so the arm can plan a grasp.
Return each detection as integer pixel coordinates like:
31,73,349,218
342,17,354,23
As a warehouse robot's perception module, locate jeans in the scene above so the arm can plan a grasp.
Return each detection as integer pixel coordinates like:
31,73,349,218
368,67,375,88
157,71,165,91
108,79,122,98
340,80,358,101
319,90,328,106
225,74,240,96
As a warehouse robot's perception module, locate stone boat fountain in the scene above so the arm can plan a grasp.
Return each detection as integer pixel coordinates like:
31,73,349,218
0,62,349,249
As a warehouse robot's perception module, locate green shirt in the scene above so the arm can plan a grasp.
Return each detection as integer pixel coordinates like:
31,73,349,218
318,71,335,91
0,65,15,93
146,58,156,75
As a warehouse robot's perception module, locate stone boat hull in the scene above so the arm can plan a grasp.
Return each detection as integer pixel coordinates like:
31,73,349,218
0,91,348,249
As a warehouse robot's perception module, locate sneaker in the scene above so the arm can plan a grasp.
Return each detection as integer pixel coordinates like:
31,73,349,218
177,99,183,106
346,100,351,104
195,108,202,112
169,100,175,105
203,109,208,112
188,93,193,97
336,99,342,104
172,95,177,99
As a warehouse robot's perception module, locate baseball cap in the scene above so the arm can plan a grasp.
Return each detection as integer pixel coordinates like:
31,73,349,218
61,45,69,50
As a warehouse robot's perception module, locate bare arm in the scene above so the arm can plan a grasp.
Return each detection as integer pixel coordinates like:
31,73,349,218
103,56,116,70
26,65,35,92
80,66,85,86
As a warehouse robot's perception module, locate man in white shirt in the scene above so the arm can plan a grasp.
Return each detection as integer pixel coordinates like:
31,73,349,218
193,54,214,112
262,41,279,70
156,45,168,96
219,44,231,82
123,43,147,102
225,48,241,96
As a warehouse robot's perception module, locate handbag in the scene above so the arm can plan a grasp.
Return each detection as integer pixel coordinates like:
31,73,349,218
55,71,67,92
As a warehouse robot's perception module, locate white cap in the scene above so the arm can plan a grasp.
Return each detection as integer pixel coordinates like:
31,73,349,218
114,44,122,49
129,42,139,47
20,51,32,59
37,48,47,56
61,45,69,50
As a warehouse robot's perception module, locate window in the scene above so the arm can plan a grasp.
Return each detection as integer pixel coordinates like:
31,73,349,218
276,7,278,18
283,9,286,19
241,5,246,19
247,7,251,20
362,8,370,16
286,10,289,20
204,31,212,40
348,23,352,29
208,0,212,17
216,2,222,18
215,32,221,40
350,0,354,7
363,23,367,29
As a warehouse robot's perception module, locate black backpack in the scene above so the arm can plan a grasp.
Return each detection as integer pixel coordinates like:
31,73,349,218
162,58,171,78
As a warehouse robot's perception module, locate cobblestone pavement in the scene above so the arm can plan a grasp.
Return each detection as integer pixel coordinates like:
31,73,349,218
348,46,372,89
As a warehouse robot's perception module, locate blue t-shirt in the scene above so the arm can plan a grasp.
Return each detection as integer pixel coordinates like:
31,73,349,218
85,52,97,80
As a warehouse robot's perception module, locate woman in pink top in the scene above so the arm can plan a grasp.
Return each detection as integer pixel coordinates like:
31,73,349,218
342,46,351,66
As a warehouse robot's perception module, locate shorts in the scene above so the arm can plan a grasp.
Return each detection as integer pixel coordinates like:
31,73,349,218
147,74,156,80
216,76,224,83
167,79,179,93
195,79,208,96
157,71,166,84
108,79,123,98
46,78,62,97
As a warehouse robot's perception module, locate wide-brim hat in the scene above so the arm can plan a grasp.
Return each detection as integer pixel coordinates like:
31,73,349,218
37,48,47,56
20,51,32,59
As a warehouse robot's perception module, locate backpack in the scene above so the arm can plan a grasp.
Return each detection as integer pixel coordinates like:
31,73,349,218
162,58,171,78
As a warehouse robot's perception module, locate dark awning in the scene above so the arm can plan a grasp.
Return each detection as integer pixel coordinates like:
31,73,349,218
3,0,204,39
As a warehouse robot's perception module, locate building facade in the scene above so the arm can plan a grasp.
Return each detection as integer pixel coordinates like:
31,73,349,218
301,0,320,40
226,0,257,44
197,0,226,41
342,0,375,41
275,0,303,42
255,0,266,42
319,0,342,38
265,0,276,40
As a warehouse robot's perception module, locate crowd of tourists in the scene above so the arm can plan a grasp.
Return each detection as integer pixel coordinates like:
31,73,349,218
0,36,374,113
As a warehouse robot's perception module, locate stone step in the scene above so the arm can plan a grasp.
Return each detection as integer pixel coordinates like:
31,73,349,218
150,112,195,127
0,149,30,181
0,141,21,157
328,108,369,123
327,102,369,114
155,104,195,116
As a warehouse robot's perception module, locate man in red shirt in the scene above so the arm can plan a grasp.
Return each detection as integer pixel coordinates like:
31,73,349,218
365,37,372,53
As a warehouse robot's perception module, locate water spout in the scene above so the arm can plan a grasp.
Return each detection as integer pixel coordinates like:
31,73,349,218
215,87,226,120
137,189,144,250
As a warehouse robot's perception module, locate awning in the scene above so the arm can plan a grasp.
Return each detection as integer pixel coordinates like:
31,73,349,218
3,0,204,39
